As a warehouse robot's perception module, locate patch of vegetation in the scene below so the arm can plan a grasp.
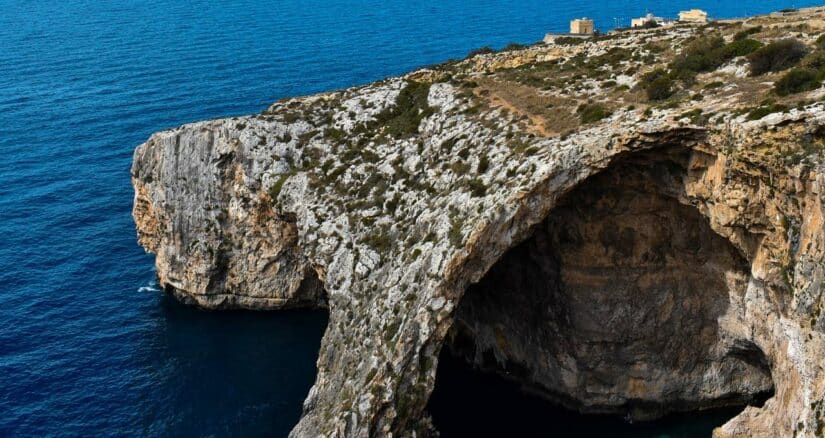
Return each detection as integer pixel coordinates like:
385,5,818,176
283,111,301,124
640,20,660,29
268,172,294,199
448,219,464,246
363,226,393,252
670,34,762,82
774,68,822,96
450,160,470,174
467,178,487,197
670,35,725,75
502,42,528,51
554,36,586,45
639,34,762,102
577,102,612,123
746,102,788,120
679,108,705,124
641,68,674,101
372,81,434,138
802,50,825,70
734,26,762,40
466,46,495,59
748,39,808,76
325,127,346,142
477,154,490,174
722,38,764,58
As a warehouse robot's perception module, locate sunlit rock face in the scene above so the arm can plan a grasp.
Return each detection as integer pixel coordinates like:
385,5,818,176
447,150,773,419
133,7,825,436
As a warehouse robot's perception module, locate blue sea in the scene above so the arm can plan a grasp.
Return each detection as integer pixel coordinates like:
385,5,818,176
0,0,816,436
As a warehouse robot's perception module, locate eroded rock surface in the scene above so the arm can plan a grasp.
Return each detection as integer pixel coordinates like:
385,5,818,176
133,8,825,438
448,150,773,419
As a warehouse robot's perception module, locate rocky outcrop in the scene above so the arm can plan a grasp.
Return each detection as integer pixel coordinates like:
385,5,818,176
133,8,825,437
448,148,774,420
132,125,325,309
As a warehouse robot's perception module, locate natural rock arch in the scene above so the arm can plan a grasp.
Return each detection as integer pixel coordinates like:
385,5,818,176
133,77,825,436
436,146,774,423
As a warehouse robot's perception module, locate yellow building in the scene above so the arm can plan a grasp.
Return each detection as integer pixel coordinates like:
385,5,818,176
570,18,594,35
679,9,709,23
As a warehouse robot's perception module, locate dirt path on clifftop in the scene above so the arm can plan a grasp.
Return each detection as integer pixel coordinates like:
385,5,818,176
474,78,579,138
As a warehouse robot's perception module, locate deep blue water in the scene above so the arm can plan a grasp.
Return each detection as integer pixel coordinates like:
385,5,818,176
0,0,818,436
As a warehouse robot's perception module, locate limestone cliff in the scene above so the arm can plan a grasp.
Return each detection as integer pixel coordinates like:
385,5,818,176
133,7,825,437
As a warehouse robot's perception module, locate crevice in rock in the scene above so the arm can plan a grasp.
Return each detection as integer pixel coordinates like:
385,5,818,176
433,147,775,425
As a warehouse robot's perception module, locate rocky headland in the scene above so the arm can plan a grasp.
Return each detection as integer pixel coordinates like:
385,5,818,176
133,7,825,437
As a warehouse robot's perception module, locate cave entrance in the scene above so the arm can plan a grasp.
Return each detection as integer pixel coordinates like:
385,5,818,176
428,148,773,435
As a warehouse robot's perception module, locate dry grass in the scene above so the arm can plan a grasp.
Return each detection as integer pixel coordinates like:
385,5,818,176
473,77,583,136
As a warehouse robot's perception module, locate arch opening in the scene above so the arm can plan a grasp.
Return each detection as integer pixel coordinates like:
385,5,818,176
429,148,774,433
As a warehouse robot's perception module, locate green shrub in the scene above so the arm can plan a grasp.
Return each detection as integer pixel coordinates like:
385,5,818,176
325,127,346,142
817,34,825,50
363,229,392,252
373,81,434,137
554,36,586,45
450,160,470,174
774,68,821,96
577,103,612,123
734,26,762,40
502,42,527,51
719,38,763,58
748,39,808,75
802,50,825,70
746,103,788,120
268,173,291,199
679,108,705,124
467,179,487,197
641,68,674,101
477,154,490,174
448,219,464,246
667,35,760,83
670,35,726,74
646,76,674,101
466,46,495,59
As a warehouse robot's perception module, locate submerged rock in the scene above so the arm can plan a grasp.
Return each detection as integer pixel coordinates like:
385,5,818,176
133,7,825,437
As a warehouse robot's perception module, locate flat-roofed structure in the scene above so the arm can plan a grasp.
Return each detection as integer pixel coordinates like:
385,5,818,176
570,18,594,35
632,13,667,28
679,9,709,23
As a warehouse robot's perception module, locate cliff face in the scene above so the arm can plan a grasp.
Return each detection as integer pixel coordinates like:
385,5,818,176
448,148,774,420
134,8,825,437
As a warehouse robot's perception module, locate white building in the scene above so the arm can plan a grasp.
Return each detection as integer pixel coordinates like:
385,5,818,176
631,13,667,28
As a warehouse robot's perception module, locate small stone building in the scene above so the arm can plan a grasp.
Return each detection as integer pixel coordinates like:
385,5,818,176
570,18,594,35
679,9,709,23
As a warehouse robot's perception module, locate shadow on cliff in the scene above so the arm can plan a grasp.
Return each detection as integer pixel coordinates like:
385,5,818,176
427,351,767,438
428,147,774,436
133,293,328,436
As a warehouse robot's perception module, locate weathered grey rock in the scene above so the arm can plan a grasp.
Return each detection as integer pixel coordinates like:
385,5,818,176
133,8,825,437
